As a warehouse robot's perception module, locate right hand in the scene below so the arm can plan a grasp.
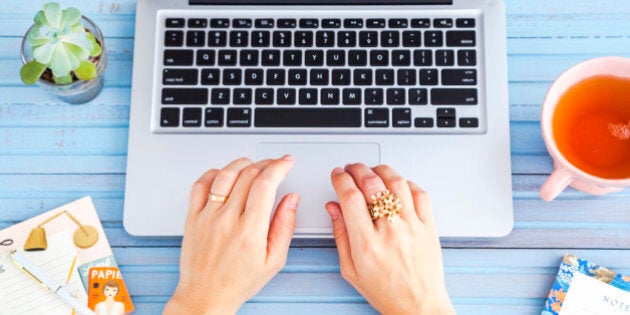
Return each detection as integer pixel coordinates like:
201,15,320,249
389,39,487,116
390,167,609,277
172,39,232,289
325,163,455,315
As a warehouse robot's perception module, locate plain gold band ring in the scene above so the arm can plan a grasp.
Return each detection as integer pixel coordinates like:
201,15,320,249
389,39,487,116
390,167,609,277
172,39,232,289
209,193,228,203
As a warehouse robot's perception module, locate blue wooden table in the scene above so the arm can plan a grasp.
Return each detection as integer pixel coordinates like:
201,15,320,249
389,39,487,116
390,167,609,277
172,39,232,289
1,0,629,314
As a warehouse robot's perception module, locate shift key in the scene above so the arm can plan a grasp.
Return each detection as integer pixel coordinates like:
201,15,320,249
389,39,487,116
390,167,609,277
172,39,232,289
162,88,208,104
431,88,477,105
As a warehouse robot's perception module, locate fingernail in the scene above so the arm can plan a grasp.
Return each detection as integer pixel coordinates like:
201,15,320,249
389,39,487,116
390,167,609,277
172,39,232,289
281,154,294,161
332,167,344,175
288,194,300,209
325,205,340,220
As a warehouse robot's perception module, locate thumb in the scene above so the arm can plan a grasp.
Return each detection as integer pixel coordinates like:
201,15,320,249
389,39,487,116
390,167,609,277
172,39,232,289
325,201,357,286
266,193,300,271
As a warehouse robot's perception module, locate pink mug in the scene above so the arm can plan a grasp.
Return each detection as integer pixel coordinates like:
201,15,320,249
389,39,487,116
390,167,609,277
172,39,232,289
539,57,630,201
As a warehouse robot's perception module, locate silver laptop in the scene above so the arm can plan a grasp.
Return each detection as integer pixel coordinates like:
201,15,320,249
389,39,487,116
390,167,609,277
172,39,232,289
124,0,513,238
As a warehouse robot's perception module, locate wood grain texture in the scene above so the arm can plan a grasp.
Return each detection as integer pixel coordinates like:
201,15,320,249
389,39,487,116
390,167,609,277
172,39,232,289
0,0,629,313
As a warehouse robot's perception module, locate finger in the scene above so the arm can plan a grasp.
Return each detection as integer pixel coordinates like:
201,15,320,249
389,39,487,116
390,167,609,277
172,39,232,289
209,157,253,206
407,181,436,226
243,155,295,231
325,202,358,286
222,159,274,215
266,193,300,270
188,169,219,218
372,165,417,221
330,167,375,239
344,163,388,204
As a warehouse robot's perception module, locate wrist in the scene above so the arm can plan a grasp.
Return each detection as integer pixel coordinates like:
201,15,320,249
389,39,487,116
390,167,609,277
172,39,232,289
164,283,240,315
381,289,454,315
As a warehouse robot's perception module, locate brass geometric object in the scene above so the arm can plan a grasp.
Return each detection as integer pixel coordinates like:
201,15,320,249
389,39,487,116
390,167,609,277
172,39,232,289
23,227,47,251
23,210,98,251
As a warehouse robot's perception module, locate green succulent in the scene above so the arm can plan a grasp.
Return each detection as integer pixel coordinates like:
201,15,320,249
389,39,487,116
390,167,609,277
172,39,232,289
20,2,102,85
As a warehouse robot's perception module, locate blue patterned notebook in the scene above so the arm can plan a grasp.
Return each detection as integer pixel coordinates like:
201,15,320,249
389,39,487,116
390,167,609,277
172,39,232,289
543,254,630,314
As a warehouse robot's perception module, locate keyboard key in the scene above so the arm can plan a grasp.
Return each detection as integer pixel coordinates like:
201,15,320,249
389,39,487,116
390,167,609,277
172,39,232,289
295,31,314,47
210,18,229,28
413,49,432,66
409,88,428,105
233,18,252,28
348,50,367,66
397,69,416,85
162,88,208,105
365,108,389,127
183,108,202,127
365,88,384,105
233,88,252,105
342,89,362,105
273,31,292,47
354,69,372,85
411,18,431,28
419,69,438,85
223,69,242,85
321,88,340,105
278,19,297,28
456,18,476,28
164,49,193,66
392,50,411,66
305,50,324,66
218,50,237,66
255,18,274,28
160,108,180,127
240,50,259,66
437,118,456,128
425,31,443,47
437,107,456,118
196,50,215,66
283,50,303,66
386,88,405,105
459,117,479,128
186,31,205,47
316,31,335,47
366,19,386,28
431,88,478,105
436,50,455,66
442,69,477,85
326,50,345,66
261,49,281,66
211,88,230,105
166,18,185,28
359,31,378,47
344,19,363,28
332,69,351,85
201,69,220,85
208,31,227,46
338,31,357,47
229,31,248,47
165,31,184,46
392,108,412,127
252,31,271,47
227,108,251,127
434,18,453,28
205,108,224,127
299,88,318,105
415,117,434,128
188,18,207,28
381,31,399,47
375,69,394,85
402,31,421,47
388,18,408,28
255,108,361,127
300,19,319,28
277,88,297,105
310,69,329,85
255,88,274,105
458,50,477,66
163,69,198,85
322,19,341,28
267,69,286,85
446,31,475,46
289,69,307,85
245,69,264,85
370,50,388,66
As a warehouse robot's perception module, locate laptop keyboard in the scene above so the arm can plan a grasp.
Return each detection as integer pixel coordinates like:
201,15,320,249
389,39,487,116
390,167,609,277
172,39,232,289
155,10,484,133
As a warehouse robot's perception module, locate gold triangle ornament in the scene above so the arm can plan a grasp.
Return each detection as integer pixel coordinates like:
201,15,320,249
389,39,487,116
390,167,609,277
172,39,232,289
23,210,99,251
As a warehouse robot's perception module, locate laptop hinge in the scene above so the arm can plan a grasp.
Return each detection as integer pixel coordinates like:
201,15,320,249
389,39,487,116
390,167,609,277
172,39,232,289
190,0,452,5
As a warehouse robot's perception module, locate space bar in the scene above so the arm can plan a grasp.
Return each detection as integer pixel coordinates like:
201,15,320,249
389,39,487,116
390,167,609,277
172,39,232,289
255,108,362,128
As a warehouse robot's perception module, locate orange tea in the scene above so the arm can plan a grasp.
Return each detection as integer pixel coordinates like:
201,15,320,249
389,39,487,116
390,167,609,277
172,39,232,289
552,75,630,179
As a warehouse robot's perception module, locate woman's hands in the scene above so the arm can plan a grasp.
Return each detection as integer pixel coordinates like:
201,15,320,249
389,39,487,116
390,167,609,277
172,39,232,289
164,155,299,315
325,163,455,315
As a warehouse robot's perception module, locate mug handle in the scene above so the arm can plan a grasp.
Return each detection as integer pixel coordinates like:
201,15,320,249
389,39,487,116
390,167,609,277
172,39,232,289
540,168,573,201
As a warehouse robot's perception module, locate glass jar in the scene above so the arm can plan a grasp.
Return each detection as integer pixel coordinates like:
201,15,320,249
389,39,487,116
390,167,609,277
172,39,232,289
20,16,107,104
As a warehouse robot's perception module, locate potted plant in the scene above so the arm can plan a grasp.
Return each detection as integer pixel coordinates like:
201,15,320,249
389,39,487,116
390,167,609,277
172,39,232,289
20,2,106,104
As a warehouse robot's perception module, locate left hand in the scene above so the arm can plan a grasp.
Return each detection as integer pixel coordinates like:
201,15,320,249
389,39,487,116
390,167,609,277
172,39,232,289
164,155,299,315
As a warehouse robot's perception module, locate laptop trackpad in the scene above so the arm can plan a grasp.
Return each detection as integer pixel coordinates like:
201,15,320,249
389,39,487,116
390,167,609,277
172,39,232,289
257,143,380,235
